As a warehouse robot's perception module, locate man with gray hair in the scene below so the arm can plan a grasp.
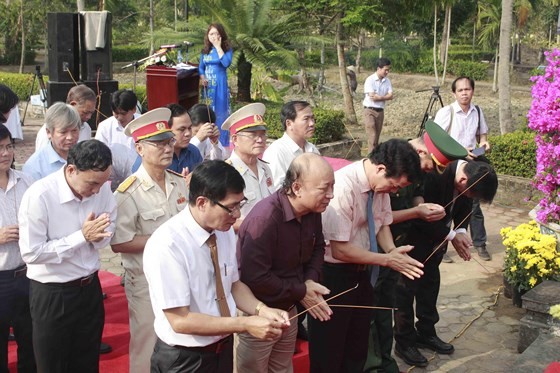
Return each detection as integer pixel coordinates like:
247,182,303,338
23,102,80,180
35,84,97,149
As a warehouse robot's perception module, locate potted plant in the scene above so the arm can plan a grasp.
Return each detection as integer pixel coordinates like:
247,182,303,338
501,221,560,306
527,48,560,245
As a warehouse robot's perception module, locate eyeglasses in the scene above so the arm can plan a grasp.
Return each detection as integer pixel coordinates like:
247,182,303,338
212,197,248,216
0,144,15,153
236,132,267,141
142,138,177,149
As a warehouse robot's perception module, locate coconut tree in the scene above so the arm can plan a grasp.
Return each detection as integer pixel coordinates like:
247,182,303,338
198,0,302,102
498,0,514,134
478,0,501,91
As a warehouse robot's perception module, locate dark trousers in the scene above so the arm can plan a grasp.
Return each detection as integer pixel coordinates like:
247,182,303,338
470,199,487,247
151,337,233,373
364,267,399,373
0,268,35,373
308,264,374,373
30,274,104,373
394,245,444,348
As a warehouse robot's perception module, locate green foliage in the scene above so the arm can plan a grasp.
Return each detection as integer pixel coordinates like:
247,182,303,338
262,104,346,144
487,130,536,178
233,100,346,144
112,46,150,62
447,60,489,80
0,71,40,100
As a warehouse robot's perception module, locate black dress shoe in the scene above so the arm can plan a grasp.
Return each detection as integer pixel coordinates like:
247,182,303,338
416,334,454,354
395,344,428,367
99,342,112,354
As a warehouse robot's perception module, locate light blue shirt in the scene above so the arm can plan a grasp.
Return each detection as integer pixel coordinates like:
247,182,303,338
22,142,66,181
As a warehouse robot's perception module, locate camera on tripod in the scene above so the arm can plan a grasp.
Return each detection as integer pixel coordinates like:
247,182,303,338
416,86,443,137
21,65,48,126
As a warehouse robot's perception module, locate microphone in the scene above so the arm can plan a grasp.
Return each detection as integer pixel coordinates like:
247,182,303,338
160,41,194,49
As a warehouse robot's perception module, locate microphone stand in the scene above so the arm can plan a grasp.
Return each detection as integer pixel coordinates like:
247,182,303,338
121,49,169,92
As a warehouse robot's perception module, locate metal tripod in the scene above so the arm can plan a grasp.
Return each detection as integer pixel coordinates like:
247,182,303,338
416,86,443,137
21,65,48,126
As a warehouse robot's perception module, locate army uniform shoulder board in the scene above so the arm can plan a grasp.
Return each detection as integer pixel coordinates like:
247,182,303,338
166,169,184,178
116,176,137,193
225,159,233,165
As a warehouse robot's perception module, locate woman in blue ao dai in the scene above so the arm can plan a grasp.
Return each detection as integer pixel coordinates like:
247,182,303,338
199,23,233,147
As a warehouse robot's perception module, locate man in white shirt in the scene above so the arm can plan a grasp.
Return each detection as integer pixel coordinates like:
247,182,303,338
0,121,36,372
35,84,96,149
144,160,289,373
262,101,320,190
308,139,424,372
222,103,274,232
23,102,80,180
95,89,139,158
434,76,492,261
363,57,393,154
18,139,116,373
189,103,227,160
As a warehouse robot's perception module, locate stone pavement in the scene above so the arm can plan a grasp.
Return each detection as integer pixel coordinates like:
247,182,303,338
13,115,535,372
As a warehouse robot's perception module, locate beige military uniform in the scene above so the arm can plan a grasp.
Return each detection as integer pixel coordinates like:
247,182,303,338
227,150,275,218
112,165,188,373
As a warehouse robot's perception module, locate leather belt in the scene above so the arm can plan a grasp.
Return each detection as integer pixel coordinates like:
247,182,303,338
45,271,98,287
176,335,233,354
324,262,368,272
0,265,27,279
364,106,384,112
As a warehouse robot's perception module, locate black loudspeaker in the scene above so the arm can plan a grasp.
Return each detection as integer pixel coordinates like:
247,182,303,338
47,13,80,82
47,80,118,131
80,12,113,81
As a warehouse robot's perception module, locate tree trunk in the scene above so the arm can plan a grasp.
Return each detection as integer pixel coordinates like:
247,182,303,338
149,0,154,54
433,4,440,86
498,0,513,134
439,4,451,62
356,29,364,73
18,0,24,73
492,48,498,93
77,0,85,11
237,51,252,102
441,5,452,85
174,0,178,32
336,18,357,126
318,42,326,99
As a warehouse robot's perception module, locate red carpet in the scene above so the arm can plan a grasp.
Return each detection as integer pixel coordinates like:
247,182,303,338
8,271,311,372
8,271,131,373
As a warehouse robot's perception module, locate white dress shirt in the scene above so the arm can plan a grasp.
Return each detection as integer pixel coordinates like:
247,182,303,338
18,167,117,283
35,122,92,150
322,160,393,264
94,114,139,154
434,101,489,149
363,72,393,109
226,150,275,218
0,169,33,270
262,133,320,190
144,206,239,347
191,136,227,161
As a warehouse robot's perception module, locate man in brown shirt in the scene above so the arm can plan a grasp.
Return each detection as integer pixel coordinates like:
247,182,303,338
236,153,334,373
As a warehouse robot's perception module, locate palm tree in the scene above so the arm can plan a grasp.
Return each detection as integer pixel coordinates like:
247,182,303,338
498,0,514,134
198,0,301,102
478,0,501,91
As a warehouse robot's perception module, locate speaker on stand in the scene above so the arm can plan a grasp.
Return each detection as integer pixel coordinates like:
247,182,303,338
47,13,80,82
